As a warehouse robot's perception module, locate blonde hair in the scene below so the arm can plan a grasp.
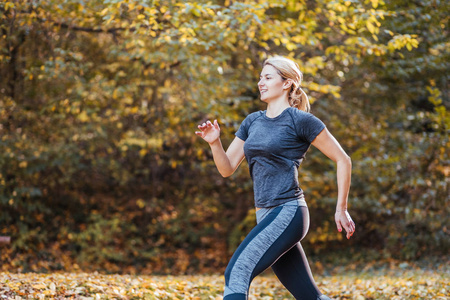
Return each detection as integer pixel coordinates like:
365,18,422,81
263,56,310,112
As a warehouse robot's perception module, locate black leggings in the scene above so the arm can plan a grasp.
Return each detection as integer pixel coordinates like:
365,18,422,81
223,200,330,300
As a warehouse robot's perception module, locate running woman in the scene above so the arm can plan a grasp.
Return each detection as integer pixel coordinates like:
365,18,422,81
195,56,355,300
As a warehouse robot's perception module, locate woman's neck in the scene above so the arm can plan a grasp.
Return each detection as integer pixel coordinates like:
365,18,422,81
266,98,290,118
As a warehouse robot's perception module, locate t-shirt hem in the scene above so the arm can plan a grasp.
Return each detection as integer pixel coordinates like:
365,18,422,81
235,132,247,141
255,196,307,209
307,125,326,143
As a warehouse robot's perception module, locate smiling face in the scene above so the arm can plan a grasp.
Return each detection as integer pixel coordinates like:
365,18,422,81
258,64,290,103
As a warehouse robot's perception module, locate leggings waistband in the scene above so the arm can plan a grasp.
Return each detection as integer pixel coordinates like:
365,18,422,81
256,197,307,224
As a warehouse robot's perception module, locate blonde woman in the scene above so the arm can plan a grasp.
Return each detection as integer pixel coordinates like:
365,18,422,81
195,56,355,300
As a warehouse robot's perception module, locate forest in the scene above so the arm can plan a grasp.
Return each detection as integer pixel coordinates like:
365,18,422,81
0,0,448,275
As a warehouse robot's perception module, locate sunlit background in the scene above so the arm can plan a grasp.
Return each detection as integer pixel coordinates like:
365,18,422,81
0,0,448,280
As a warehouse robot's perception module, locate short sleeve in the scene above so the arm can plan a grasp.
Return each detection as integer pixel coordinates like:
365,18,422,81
235,116,251,141
294,111,326,143
235,111,261,141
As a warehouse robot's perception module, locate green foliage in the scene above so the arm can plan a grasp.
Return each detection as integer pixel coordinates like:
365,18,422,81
0,0,448,273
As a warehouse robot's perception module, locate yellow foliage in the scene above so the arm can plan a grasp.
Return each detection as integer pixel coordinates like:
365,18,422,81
371,0,379,9
77,111,89,123
4,2,14,10
136,198,145,208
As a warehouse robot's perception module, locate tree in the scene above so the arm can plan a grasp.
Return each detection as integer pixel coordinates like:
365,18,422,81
0,0,446,273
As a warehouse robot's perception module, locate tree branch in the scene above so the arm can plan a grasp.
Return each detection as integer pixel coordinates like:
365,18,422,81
52,21,145,33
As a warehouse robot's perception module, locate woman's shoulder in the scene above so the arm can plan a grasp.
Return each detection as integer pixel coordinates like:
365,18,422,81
286,107,321,121
243,110,264,122
286,106,311,117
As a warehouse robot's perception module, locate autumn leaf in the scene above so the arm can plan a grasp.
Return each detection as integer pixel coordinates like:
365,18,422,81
0,265,449,300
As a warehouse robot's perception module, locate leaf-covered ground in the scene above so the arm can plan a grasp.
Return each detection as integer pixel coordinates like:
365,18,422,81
0,265,448,299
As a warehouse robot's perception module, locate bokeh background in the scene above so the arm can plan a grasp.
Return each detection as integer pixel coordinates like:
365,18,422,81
0,0,448,275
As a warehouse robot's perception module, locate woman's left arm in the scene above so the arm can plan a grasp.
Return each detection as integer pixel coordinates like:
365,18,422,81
311,128,356,239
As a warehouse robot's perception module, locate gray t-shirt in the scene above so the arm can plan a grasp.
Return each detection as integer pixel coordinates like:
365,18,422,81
235,107,326,208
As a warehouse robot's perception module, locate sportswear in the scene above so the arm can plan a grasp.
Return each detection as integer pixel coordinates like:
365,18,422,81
235,107,326,208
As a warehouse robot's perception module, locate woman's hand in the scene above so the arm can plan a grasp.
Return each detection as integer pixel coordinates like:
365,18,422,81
335,210,355,240
195,119,221,145
194,119,245,177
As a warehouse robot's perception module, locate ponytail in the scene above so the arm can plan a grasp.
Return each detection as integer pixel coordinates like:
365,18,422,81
288,86,310,113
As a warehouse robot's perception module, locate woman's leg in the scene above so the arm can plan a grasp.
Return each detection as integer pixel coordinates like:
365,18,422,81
271,243,330,300
270,204,330,300
223,204,308,300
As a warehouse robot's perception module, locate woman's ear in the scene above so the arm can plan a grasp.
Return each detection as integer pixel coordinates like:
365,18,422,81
283,79,293,90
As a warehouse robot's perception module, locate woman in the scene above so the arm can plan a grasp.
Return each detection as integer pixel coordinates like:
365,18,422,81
195,56,355,300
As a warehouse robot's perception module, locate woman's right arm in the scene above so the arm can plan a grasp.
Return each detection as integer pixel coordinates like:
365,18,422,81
195,119,245,177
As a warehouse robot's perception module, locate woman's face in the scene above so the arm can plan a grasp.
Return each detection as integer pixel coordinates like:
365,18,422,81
258,65,287,103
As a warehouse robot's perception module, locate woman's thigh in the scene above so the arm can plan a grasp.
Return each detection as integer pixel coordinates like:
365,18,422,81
224,204,309,297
